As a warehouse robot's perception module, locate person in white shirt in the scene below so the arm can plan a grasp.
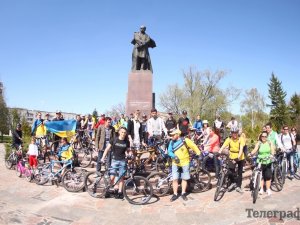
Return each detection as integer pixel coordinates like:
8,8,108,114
278,125,296,179
146,108,168,139
226,117,238,133
27,137,39,169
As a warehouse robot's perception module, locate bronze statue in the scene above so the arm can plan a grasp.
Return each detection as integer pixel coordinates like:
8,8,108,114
131,25,156,73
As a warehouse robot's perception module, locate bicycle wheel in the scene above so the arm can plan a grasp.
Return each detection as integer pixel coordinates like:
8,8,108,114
273,166,283,191
25,169,33,182
147,172,171,197
5,153,14,169
77,148,93,168
214,171,225,201
123,176,153,205
191,168,211,193
35,164,51,185
62,168,86,192
15,165,22,177
252,172,261,204
84,171,108,198
281,160,287,184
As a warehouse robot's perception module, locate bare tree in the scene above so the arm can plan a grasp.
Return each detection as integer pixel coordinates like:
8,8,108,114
241,88,265,130
159,84,183,115
105,102,125,117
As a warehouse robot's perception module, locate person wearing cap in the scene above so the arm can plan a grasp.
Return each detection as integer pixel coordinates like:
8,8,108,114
167,129,201,202
165,112,177,135
131,25,156,72
147,108,168,139
201,120,211,145
219,127,245,193
213,115,225,143
12,123,23,149
177,110,190,137
95,114,106,129
44,113,51,123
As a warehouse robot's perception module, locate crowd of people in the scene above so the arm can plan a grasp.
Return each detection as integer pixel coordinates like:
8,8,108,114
11,108,300,202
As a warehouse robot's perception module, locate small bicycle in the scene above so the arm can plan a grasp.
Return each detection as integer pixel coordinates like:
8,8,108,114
15,158,37,182
84,160,153,205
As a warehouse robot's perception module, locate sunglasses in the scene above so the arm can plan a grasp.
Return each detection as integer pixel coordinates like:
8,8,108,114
261,136,267,138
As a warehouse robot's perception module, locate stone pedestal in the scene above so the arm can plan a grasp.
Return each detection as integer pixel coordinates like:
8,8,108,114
126,70,153,116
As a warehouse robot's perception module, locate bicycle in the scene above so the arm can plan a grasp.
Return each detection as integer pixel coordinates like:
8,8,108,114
15,157,38,182
84,160,153,205
5,145,23,169
213,154,238,201
148,154,211,197
35,159,85,192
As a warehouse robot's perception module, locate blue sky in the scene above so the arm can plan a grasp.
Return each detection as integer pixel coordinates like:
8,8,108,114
0,0,299,115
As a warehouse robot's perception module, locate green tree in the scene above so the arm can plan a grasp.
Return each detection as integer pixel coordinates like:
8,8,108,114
0,86,10,137
288,93,300,130
268,73,289,131
10,109,21,130
21,116,31,137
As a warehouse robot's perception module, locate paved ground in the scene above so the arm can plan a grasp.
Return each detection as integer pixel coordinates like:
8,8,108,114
1,143,300,225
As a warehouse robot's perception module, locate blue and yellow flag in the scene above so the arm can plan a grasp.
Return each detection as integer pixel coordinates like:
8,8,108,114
45,120,76,138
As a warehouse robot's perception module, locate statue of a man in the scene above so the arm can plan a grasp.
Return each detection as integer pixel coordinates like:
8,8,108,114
131,25,156,73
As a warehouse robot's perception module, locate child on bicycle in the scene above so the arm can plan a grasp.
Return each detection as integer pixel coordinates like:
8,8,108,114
27,137,39,170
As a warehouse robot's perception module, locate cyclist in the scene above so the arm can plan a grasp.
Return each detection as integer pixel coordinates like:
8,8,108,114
278,125,296,179
193,115,203,134
12,123,23,149
27,137,39,170
167,129,201,202
95,117,115,172
101,127,132,199
147,108,168,139
127,110,144,149
219,128,245,193
213,115,225,143
31,112,46,138
177,110,190,137
202,128,220,178
265,122,280,149
249,131,275,196
201,120,211,145
165,112,177,135
52,110,64,153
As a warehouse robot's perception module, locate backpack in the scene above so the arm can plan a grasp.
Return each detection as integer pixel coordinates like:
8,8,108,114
280,132,294,149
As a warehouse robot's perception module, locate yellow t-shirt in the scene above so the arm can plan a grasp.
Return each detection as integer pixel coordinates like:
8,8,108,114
222,137,245,160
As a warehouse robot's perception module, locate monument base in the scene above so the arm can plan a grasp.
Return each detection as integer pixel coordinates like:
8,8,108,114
126,70,153,116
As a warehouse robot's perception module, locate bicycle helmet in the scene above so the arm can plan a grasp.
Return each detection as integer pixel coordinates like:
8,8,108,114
231,127,239,133
16,123,21,128
182,110,187,115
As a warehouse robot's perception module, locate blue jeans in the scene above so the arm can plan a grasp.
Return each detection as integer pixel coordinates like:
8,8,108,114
96,150,112,172
286,150,295,175
110,159,127,180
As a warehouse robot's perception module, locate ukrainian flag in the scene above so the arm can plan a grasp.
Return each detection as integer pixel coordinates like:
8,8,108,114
45,120,76,138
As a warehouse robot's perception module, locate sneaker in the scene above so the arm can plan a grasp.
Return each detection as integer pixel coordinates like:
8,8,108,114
170,194,178,202
228,183,236,192
181,193,188,201
289,175,294,180
259,188,264,195
266,189,272,196
235,187,244,193
115,192,124,199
